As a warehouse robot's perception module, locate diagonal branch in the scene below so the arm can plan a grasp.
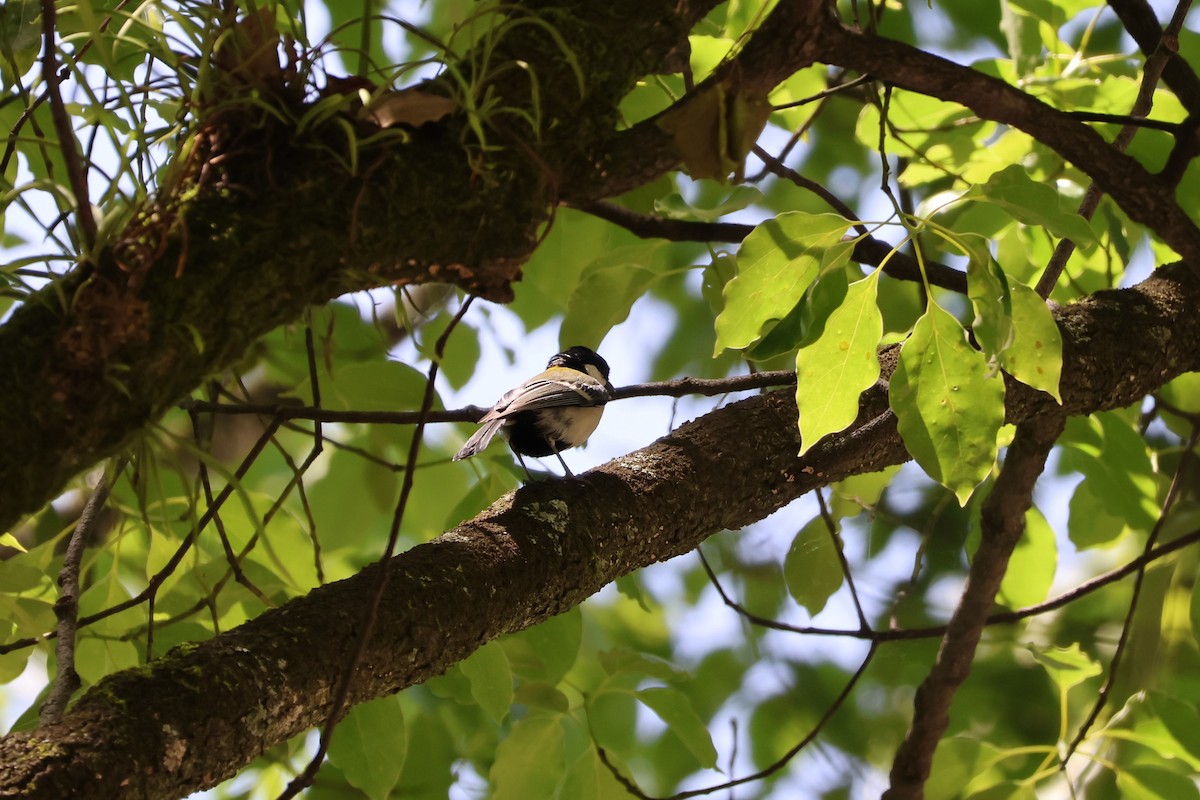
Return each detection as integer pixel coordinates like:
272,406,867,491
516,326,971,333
38,0,96,250
883,412,1066,799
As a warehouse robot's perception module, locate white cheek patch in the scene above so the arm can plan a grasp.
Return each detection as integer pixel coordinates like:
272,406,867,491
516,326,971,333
584,364,606,382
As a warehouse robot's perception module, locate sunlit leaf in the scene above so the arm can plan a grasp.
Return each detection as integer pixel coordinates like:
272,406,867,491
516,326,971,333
562,243,672,348
996,506,1056,608
796,271,883,454
966,247,1015,370
890,302,1006,505
715,212,854,354
966,165,1097,246
998,282,1063,400
1027,642,1102,692
1060,413,1160,530
1116,765,1200,800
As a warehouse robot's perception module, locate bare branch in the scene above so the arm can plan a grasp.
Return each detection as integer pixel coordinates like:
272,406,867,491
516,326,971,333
38,0,96,250
884,412,1065,799
39,460,122,725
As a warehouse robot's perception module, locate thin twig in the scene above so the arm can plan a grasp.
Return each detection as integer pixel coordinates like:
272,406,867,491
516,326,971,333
884,413,1065,799
39,0,97,250
752,145,870,237
40,458,125,724
1035,0,1191,298
816,489,870,631
278,296,475,799
180,370,802,423
597,644,879,800
190,407,274,607
574,200,968,293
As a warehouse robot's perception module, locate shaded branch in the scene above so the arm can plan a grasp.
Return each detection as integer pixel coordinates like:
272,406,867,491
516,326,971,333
574,200,968,293
39,462,121,725
1107,0,1200,114
884,412,1065,799
39,0,96,250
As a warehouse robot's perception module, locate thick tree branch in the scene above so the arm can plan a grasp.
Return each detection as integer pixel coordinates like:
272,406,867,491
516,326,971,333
1,262,1198,800
883,412,1065,799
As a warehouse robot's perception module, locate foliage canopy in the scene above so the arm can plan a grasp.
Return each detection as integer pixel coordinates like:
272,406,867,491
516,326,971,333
1,1,1199,799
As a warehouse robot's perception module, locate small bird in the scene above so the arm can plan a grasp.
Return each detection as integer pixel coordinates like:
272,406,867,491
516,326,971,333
454,346,613,477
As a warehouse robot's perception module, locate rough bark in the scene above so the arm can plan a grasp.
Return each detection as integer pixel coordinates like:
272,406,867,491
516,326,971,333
1,262,1197,800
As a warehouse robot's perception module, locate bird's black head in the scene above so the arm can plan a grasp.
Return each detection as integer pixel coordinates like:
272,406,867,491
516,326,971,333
549,346,611,383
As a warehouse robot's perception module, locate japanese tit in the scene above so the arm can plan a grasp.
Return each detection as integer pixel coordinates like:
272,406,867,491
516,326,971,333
453,346,613,477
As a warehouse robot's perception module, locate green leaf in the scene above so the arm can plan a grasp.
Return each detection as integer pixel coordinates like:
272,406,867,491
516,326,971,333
966,249,1015,366
997,506,1056,608
998,282,1063,400
73,637,140,685
1061,413,1159,530
783,518,844,615
513,682,570,713
927,737,1011,800
966,165,1097,246
750,267,848,361
290,359,428,412
1117,765,1200,800
1027,642,1102,692
1158,371,1200,414
0,532,26,552
636,686,718,768
890,303,1006,505
0,0,41,86
1154,694,1200,763
598,649,686,683
966,783,1039,800
654,184,763,223
1000,0,1043,76
561,243,671,348
715,212,854,354
796,271,883,454
490,715,566,800
769,65,829,132
688,35,734,82
460,640,513,723
504,607,581,684
326,695,406,800
1067,478,1128,549
560,747,631,800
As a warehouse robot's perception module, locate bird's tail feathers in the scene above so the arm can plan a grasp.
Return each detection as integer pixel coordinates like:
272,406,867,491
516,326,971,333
454,419,505,460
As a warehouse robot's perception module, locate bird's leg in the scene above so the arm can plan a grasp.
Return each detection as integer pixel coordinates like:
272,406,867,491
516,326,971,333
550,443,575,478
515,452,536,482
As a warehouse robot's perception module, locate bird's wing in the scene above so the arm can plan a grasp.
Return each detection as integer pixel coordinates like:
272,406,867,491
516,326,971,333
480,376,609,422
453,417,505,460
